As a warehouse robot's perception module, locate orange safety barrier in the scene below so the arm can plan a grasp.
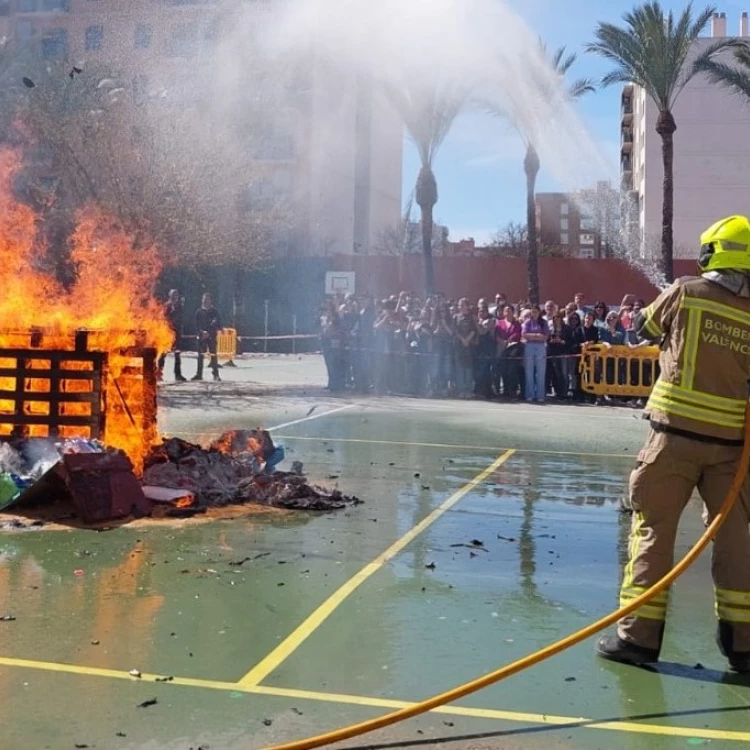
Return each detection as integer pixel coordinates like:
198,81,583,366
215,328,237,363
579,343,661,398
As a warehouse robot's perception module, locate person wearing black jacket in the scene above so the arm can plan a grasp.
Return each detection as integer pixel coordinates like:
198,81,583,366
193,292,221,381
157,289,187,382
564,311,587,400
546,312,569,398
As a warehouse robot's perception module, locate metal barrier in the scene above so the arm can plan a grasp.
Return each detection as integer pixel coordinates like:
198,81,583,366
579,343,661,398
216,328,238,364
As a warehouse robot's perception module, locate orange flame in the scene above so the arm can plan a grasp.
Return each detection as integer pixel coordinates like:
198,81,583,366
0,149,172,470
212,430,265,456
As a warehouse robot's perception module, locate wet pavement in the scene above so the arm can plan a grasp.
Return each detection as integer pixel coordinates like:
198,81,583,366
1,356,749,749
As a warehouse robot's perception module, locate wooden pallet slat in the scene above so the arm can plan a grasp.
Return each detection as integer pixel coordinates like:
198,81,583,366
0,332,157,443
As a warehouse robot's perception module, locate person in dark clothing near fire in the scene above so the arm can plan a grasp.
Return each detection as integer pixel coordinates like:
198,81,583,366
158,289,187,382
193,292,221,382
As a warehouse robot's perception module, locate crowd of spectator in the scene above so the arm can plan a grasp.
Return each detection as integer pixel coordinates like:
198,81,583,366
319,291,654,405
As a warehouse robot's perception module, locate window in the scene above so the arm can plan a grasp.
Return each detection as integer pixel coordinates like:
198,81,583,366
560,232,569,245
579,248,595,259
85,25,103,50
580,233,595,246
580,217,594,231
560,218,569,231
0,1,9,14
42,0,70,9
560,202,569,216
134,24,152,49
18,0,36,11
41,27,67,59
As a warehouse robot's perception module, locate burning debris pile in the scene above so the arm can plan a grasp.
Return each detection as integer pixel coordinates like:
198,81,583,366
143,433,361,511
0,430,360,526
0,148,361,526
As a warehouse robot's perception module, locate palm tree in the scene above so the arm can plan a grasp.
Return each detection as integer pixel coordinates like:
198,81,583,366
587,2,742,284
487,42,593,303
383,82,467,295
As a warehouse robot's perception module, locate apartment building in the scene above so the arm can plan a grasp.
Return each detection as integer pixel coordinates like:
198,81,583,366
621,11,750,259
535,181,620,259
2,0,403,257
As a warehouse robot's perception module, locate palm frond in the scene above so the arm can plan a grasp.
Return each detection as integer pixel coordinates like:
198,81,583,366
381,80,468,167
599,69,639,88
478,96,526,143
734,43,750,69
696,53,750,100
551,46,577,76
684,37,748,95
568,77,596,98
688,4,718,39
586,22,658,102
487,38,593,146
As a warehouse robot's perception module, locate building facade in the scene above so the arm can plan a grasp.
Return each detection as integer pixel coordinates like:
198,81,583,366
535,181,620,259
621,11,750,260
2,0,403,257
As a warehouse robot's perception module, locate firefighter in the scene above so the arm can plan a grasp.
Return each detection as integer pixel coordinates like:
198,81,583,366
192,292,221,382
596,215,750,673
157,289,186,382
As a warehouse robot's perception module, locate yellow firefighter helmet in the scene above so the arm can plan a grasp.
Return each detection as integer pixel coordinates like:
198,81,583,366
698,215,750,273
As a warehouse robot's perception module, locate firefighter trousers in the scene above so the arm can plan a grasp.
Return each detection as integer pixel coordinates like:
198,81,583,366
618,428,750,657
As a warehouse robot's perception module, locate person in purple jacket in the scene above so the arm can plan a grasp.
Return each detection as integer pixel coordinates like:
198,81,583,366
521,304,549,403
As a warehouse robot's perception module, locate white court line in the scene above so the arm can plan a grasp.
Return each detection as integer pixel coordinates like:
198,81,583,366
268,403,358,432
360,398,643,422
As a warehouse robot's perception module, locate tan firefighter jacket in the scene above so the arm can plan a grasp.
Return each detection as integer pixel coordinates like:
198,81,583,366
635,275,750,442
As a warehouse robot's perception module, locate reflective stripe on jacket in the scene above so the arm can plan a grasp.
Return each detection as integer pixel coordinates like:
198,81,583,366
634,276,750,441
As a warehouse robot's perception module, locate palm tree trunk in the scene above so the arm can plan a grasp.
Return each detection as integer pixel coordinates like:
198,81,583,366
656,110,677,284
421,203,435,296
524,144,540,304
416,165,438,296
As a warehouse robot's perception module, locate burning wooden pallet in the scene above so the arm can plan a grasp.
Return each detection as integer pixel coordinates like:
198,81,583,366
0,329,157,468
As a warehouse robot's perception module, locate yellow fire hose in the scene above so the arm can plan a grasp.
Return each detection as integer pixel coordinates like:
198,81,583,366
265,409,750,750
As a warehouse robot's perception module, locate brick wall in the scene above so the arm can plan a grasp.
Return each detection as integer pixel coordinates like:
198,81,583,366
332,255,698,303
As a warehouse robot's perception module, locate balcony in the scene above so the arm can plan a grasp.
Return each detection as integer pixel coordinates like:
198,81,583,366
621,154,632,174
621,96,633,122
621,128,633,152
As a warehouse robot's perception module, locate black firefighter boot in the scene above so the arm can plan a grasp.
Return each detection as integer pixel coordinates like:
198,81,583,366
191,353,204,381
210,354,221,382
717,622,750,673
595,635,660,666
174,352,187,382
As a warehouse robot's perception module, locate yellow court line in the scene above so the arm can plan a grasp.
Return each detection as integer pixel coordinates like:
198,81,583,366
251,685,750,743
237,449,517,687
274,434,634,460
0,656,237,691
0,657,748,743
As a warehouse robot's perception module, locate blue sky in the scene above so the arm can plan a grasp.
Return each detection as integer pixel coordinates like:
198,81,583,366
402,0,748,244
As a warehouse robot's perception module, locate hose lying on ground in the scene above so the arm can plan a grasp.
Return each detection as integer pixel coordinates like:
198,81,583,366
264,407,750,750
